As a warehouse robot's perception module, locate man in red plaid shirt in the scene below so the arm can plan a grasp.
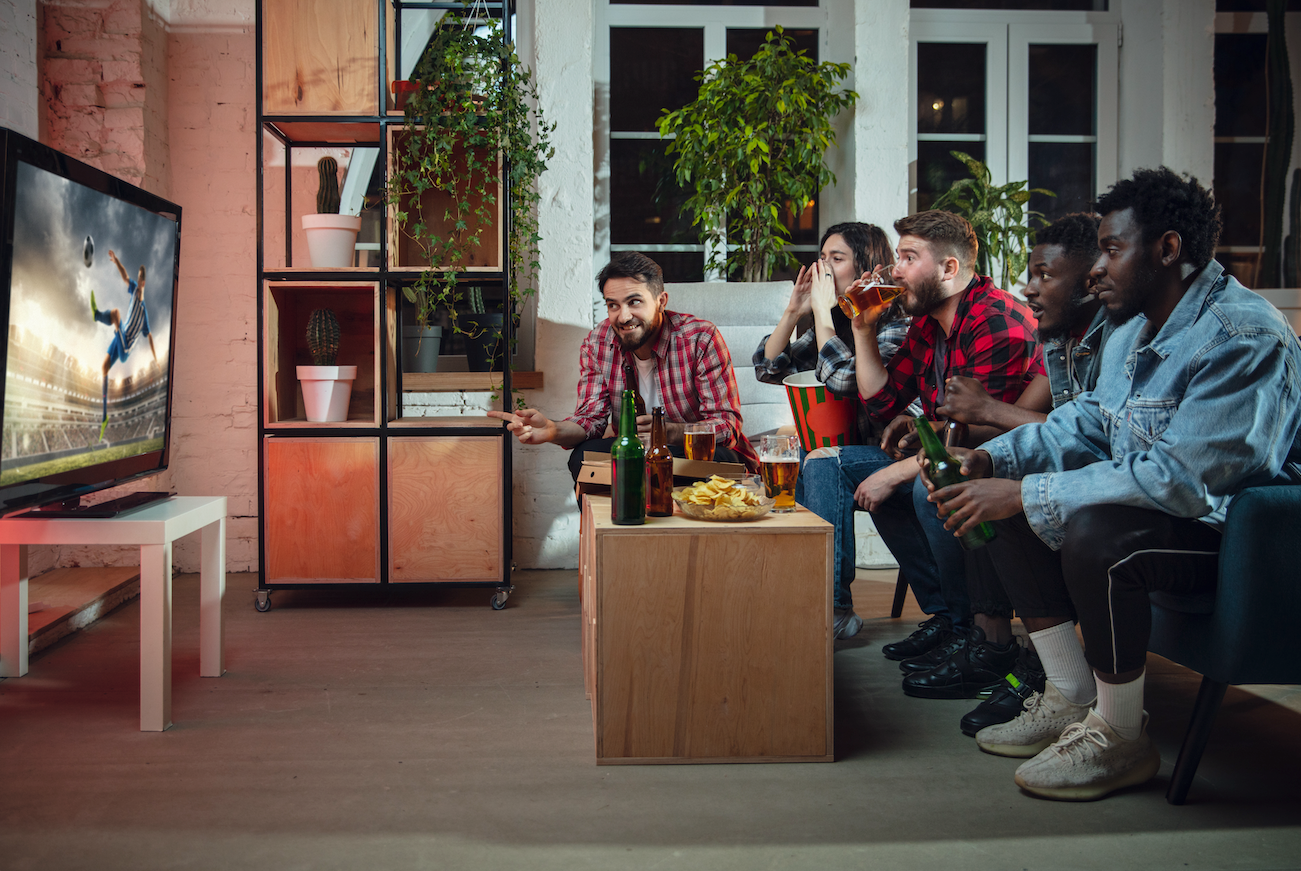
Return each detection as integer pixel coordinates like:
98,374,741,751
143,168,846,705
489,252,760,479
801,210,1041,646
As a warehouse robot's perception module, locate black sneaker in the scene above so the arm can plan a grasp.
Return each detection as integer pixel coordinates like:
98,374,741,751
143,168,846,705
959,648,1046,737
899,631,965,674
901,626,1022,700
882,614,952,661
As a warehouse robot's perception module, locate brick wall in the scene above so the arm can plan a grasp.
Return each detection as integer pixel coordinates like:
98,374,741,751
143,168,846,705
40,0,170,192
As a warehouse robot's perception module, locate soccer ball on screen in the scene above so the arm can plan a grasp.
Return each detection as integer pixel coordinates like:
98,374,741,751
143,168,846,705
83,235,94,268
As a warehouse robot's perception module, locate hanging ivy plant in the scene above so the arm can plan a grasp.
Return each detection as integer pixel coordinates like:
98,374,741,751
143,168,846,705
387,7,554,333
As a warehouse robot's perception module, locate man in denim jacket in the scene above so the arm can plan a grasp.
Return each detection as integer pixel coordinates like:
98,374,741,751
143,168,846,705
923,167,1301,801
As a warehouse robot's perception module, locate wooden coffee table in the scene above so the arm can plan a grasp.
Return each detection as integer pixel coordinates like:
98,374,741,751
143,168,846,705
579,495,833,764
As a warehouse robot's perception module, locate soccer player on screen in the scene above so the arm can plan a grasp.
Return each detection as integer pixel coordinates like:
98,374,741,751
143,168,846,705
91,249,156,441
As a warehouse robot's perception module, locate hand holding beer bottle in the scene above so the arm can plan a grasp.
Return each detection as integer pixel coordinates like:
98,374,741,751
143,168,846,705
914,416,995,550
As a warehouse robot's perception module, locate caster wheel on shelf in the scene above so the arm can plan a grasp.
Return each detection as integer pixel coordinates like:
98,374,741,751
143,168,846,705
255,591,271,612
491,590,509,610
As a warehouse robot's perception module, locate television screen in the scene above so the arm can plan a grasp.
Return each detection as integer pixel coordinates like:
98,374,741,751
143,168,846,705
0,128,180,515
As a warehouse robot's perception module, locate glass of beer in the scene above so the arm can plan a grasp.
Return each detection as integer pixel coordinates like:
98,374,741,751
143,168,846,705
684,422,716,461
759,434,800,512
839,270,905,318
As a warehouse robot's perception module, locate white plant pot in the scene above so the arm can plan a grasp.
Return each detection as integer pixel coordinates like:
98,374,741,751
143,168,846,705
297,365,358,422
301,214,362,268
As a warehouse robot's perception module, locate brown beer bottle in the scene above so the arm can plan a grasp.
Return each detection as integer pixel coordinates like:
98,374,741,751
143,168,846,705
646,406,674,516
622,362,647,431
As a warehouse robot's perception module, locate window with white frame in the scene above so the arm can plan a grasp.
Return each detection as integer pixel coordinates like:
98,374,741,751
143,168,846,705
910,8,1118,281
596,1,847,283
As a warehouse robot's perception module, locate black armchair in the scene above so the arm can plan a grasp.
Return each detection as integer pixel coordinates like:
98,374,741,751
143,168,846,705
1147,484,1301,804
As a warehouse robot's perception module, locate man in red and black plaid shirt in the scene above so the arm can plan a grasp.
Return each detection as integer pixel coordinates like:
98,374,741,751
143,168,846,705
801,210,1041,648
489,252,759,479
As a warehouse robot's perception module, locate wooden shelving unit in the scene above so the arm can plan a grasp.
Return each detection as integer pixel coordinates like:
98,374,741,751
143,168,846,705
254,0,519,610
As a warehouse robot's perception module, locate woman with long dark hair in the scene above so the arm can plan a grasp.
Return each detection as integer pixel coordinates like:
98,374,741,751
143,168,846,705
754,221,909,444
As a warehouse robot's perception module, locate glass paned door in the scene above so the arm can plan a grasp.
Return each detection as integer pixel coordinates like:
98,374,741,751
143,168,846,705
913,13,1118,284
607,27,706,280
912,23,1006,213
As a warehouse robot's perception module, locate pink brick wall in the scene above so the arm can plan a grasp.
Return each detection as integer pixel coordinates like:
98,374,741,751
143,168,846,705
41,0,169,194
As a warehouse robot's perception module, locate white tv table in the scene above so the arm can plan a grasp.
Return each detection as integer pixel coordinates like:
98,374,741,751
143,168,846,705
0,496,227,731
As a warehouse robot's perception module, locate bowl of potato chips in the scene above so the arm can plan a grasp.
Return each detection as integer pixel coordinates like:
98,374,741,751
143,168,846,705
672,475,774,522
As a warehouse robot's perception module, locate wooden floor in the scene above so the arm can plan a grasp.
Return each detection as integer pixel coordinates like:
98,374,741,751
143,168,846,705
25,566,141,655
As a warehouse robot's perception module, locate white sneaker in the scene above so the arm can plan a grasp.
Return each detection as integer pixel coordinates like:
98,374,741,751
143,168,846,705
1013,709,1161,801
975,680,1091,758
833,608,863,640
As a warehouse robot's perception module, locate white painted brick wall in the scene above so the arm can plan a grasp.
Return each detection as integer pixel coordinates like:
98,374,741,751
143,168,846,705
0,0,39,138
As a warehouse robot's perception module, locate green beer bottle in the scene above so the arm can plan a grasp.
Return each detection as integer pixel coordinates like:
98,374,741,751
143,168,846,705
914,416,996,550
611,389,646,525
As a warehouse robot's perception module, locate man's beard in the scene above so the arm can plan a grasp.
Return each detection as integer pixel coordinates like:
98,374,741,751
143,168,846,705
615,307,662,351
900,270,947,317
1104,259,1160,327
1037,281,1094,342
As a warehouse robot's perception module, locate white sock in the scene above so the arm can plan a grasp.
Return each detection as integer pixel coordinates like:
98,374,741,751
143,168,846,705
1029,622,1096,706
1095,671,1145,741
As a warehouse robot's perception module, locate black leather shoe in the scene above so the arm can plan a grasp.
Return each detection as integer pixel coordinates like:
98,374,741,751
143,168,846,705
882,614,952,661
959,648,1046,736
899,631,965,674
901,627,1022,699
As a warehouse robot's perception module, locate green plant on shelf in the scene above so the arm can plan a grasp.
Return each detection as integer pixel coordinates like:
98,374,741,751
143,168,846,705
387,4,554,334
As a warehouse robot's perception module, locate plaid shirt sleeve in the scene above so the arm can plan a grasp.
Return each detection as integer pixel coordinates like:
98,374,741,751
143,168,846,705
813,334,857,395
753,328,818,385
862,320,928,421
566,323,615,440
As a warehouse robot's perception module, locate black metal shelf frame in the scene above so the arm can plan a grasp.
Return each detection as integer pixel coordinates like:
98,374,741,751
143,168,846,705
254,0,518,605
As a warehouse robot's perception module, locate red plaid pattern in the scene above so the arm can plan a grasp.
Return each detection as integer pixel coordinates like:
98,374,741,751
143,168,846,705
862,276,1044,421
568,310,761,471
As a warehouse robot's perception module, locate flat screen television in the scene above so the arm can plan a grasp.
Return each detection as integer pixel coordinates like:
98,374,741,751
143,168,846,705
0,127,180,517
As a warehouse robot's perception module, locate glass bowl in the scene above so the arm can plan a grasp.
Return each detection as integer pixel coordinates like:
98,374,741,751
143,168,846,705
672,483,775,522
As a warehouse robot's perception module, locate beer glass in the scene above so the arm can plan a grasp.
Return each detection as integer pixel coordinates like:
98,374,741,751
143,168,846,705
684,422,716,461
759,434,800,512
838,268,905,318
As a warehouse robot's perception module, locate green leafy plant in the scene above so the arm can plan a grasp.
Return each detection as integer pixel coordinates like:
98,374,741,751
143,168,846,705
656,27,857,282
306,308,340,366
931,150,1054,291
387,8,554,333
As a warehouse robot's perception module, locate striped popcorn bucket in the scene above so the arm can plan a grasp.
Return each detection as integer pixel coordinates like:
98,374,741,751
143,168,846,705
782,370,858,451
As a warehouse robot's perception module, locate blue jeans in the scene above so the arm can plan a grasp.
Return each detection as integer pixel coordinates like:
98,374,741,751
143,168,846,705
798,444,971,630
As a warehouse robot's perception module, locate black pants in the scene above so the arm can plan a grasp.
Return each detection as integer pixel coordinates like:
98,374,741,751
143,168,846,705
566,437,747,483
987,505,1222,675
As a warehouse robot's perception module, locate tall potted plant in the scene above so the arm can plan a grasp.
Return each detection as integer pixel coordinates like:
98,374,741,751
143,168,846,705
931,150,1054,291
386,8,553,366
302,156,362,268
656,27,857,282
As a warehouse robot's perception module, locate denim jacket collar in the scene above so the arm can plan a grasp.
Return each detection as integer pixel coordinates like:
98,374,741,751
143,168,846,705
1133,260,1226,364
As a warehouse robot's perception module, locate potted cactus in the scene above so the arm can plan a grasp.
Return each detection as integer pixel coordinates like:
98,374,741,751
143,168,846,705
301,156,363,268
296,308,358,421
